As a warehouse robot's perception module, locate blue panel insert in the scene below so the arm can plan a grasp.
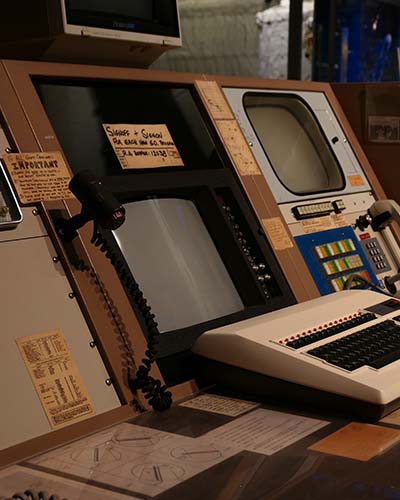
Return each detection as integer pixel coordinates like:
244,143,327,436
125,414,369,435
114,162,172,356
295,226,379,296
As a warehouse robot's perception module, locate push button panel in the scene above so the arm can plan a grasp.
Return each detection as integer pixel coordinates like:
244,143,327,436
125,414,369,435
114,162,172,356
360,237,391,274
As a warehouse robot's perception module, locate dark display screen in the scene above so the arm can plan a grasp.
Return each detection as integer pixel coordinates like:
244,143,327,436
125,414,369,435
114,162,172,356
367,299,400,316
35,81,221,176
65,0,180,38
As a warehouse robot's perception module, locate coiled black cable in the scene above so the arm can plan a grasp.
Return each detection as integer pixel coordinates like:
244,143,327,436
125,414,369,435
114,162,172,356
0,490,67,500
344,273,394,297
90,223,172,411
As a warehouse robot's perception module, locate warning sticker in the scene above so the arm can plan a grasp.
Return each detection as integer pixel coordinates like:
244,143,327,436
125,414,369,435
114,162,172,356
348,175,365,187
16,329,95,429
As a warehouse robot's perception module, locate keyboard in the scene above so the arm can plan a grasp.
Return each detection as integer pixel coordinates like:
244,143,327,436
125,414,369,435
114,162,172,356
192,290,400,419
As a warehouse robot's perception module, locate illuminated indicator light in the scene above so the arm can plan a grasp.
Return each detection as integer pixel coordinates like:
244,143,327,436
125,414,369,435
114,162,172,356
338,241,346,253
342,240,349,252
323,245,332,256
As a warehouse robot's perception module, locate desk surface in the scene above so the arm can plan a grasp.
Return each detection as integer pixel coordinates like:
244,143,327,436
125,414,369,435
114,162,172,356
2,393,400,500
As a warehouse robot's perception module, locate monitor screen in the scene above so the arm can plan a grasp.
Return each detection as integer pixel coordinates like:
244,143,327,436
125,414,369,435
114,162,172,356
65,0,180,38
113,198,244,333
99,170,295,362
35,81,222,176
243,93,345,195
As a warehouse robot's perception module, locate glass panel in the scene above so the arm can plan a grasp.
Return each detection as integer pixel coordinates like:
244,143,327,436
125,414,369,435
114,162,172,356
244,93,345,195
35,81,222,176
113,198,244,333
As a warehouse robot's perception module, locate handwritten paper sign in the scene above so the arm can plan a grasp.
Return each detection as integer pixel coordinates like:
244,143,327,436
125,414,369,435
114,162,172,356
215,119,261,176
2,151,73,204
262,217,294,251
195,80,234,120
103,124,184,169
16,329,95,429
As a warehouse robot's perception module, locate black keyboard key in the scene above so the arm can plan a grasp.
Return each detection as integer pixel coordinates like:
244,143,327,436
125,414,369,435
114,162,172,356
368,349,400,369
306,319,400,370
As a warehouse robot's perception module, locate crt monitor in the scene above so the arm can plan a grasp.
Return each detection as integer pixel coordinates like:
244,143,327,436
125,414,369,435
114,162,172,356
0,0,181,67
224,87,371,204
244,93,345,196
33,77,296,384
64,0,180,41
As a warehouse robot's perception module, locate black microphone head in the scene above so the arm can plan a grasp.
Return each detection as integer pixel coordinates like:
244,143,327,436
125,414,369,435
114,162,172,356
69,170,125,230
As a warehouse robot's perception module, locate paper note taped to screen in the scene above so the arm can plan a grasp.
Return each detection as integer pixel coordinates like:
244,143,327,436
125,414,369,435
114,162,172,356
103,123,184,169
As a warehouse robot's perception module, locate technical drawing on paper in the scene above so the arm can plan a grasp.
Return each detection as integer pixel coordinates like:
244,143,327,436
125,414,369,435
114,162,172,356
28,422,241,496
131,462,185,484
171,444,223,462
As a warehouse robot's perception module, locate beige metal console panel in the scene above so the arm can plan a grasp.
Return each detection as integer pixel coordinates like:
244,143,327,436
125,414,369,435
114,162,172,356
0,207,121,452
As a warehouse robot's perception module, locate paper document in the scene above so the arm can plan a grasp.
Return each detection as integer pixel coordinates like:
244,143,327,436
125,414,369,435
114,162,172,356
179,394,259,416
205,408,329,455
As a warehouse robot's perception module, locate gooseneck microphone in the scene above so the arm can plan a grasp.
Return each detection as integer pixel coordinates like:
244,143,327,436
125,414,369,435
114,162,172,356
56,170,125,241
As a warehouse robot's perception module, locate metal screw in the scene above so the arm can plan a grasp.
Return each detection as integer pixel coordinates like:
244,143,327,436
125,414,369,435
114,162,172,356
105,379,112,386
68,292,75,299
5,147,12,153
89,340,96,348
32,208,38,216
52,256,59,263
248,141,254,147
